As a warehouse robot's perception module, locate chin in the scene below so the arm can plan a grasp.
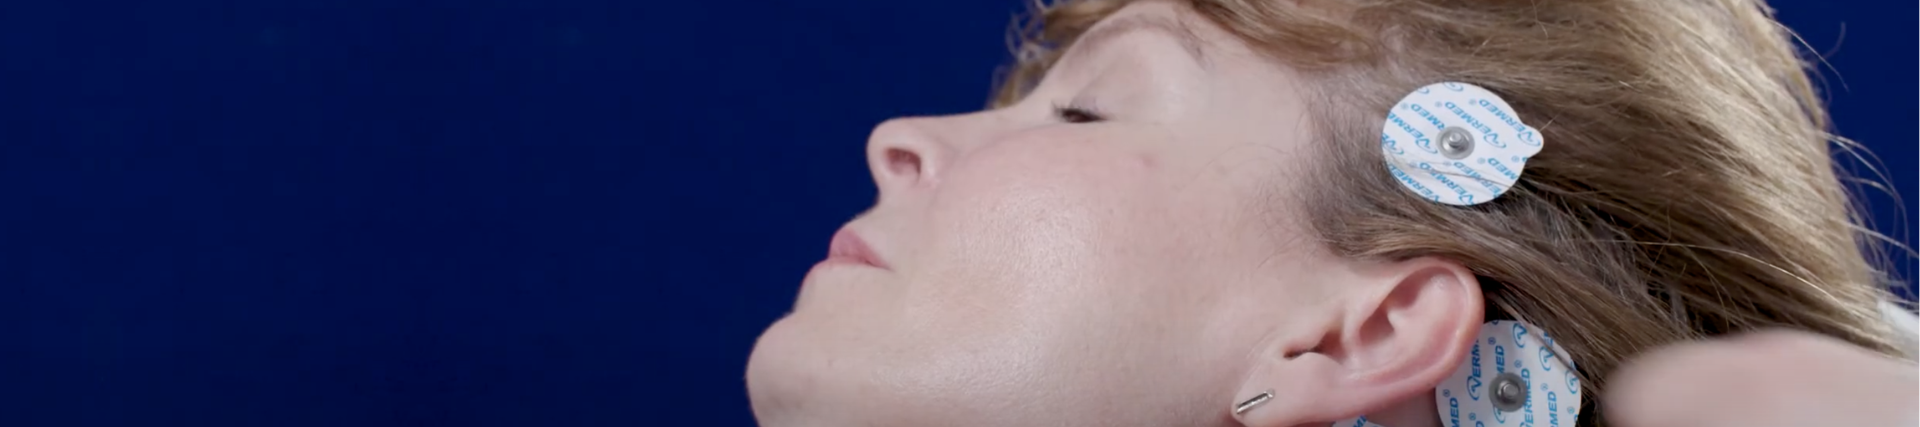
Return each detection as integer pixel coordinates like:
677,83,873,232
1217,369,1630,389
744,316,878,427
745,316,979,427
745,317,812,426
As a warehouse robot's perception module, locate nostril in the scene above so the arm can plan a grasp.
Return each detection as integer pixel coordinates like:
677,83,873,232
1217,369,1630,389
885,147,922,180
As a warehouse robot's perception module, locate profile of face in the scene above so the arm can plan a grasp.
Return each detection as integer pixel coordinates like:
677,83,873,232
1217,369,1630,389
746,1,1485,426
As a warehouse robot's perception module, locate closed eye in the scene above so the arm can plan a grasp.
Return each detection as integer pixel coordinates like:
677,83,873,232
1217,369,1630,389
1052,102,1107,124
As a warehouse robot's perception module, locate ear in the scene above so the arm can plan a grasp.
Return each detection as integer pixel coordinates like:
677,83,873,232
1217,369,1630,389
1230,257,1484,427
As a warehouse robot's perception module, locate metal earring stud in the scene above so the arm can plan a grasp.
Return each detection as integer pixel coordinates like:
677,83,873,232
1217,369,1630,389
1232,389,1275,416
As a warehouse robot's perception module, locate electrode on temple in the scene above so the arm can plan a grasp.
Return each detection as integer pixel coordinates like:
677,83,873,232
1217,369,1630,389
1378,82,1545,206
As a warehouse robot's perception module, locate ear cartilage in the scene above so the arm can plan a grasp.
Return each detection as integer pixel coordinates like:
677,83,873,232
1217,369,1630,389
1232,389,1275,416
1378,82,1545,207
1332,320,1581,427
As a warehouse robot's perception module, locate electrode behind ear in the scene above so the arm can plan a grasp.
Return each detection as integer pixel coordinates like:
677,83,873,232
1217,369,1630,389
1378,82,1544,206
1332,320,1582,427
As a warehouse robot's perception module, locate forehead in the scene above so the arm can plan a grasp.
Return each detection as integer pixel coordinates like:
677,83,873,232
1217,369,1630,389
1065,1,1285,73
1084,1,1324,187
1064,5,1211,69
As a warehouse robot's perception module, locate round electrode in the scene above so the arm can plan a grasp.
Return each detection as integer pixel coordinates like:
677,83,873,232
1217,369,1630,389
1489,372,1528,412
1438,127,1474,159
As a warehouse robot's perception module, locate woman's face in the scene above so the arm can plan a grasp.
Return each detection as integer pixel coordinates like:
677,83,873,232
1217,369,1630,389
748,1,1350,425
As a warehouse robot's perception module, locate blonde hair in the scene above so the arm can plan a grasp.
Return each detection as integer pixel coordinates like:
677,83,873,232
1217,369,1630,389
991,0,1908,425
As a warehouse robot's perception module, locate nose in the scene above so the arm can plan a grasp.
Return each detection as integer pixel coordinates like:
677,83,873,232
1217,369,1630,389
865,117,951,197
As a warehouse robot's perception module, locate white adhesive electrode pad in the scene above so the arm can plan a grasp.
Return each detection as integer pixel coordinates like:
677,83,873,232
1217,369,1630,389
1334,320,1582,427
1379,82,1544,206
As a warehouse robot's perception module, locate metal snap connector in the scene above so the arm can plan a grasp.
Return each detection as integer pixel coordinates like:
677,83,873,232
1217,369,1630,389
1490,372,1528,412
1438,127,1474,160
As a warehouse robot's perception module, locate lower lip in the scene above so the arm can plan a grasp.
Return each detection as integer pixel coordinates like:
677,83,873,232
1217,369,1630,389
802,231,883,291
824,229,887,269
814,256,873,268
800,256,875,295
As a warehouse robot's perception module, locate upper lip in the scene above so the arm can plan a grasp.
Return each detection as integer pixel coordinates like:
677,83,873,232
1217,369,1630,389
827,227,890,269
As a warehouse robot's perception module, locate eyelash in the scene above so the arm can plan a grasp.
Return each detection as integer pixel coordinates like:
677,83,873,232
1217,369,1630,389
1052,101,1107,124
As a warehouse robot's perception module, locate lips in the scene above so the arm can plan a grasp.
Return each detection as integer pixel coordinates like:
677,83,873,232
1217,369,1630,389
823,227,889,270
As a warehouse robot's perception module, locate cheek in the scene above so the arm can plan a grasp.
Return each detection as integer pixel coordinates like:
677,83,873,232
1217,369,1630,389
921,131,1268,309
896,132,1283,416
924,134,1167,305
916,134,1240,360
896,136,1193,414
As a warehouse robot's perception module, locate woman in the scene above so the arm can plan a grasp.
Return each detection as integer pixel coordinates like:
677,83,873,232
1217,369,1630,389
745,0,1917,426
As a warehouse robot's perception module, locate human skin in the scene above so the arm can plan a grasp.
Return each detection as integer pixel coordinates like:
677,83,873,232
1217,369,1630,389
746,1,1484,426
1607,329,1918,427
742,0,1919,426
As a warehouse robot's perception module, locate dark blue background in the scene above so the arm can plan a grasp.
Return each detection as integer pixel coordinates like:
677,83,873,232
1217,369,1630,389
1,1,1910,426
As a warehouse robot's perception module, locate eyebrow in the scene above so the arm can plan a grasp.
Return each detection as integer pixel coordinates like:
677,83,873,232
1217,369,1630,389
1060,14,1210,69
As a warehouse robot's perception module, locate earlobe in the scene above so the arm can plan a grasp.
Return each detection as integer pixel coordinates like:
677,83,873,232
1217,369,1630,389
1230,258,1483,427
1228,346,1349,427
